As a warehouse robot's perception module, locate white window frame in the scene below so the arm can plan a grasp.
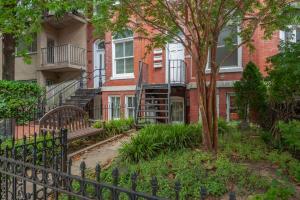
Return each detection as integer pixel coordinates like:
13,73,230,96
206,26,243,73
112,36,134,79
108,96,121,120
279,25,300,42
125,95,135,119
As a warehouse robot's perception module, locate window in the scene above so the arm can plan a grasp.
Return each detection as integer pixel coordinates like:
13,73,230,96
226,93,239,121
216,26,239,68
281,26,300,42
16,35,37,54
109,96,120,120
112,30,134,78
125,96,135,118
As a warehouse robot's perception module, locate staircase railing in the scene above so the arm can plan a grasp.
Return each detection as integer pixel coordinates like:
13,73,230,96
42,69,105,113
134,61,148,125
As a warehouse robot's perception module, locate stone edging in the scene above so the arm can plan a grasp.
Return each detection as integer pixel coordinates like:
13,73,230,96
68,129,136,159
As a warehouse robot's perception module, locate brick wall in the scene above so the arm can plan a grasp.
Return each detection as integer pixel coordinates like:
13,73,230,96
87,23,281,122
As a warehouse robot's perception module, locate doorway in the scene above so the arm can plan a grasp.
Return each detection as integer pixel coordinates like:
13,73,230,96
166,41,185,84
47,38,55,64
94,40,105,88
170,97,185,123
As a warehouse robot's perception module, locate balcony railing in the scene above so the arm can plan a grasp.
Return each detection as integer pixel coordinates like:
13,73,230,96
168,59,186,85
41,44,86,67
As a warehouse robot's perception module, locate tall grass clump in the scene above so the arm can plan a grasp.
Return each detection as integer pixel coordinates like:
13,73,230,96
119,123,201,162
93,118,134,136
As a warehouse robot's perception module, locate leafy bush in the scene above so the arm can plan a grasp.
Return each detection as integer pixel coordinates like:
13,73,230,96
101,118,134,136
218,118,231,135
119,124,201,162
92,121,103,129
93,118,134,135
278,120,300,151
250,180,295,200
0,80,43,118
234,62,268,124
99,150,269,199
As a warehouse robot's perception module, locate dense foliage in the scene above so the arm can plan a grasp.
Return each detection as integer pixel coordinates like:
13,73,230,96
234,62,267,124
278,120,300,152
93,118,134,136
100,125,298,199
0,80,43,118
119,124,202,162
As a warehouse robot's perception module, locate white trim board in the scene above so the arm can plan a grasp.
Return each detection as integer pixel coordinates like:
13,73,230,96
187,81,237,89
101,85,136,92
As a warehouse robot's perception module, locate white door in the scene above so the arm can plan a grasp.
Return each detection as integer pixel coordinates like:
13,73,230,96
166,42,185,83
94,49,105,88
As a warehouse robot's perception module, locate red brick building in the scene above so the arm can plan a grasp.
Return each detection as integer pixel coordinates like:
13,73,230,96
86,23,295,124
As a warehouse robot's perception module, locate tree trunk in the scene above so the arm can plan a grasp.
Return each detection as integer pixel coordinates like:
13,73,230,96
2,33,16,80
193,46,219,152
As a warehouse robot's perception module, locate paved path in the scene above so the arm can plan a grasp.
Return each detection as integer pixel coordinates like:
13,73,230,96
70,134,132,175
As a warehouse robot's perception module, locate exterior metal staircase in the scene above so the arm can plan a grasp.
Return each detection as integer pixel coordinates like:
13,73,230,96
135,60,185,127
43,69,104,112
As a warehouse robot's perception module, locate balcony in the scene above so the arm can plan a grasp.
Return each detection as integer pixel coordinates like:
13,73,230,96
40,44,86,72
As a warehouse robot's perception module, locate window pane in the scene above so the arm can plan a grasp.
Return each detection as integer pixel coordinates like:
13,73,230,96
216,46,238,67
125,58,134,73
111,97,120,119
125,41,133,56
116,59,125,74
218,26,238,46
113,29,133,39
115,43,124,58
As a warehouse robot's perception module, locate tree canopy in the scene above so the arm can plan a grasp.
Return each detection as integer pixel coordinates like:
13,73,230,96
92,0,299,151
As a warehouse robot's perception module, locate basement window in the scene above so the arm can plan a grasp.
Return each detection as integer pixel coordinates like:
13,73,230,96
125,96,135,118
112,30,134,79
108,96,120,120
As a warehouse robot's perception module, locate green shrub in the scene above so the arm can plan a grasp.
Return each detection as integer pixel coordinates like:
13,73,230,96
0,80,43,118
92,121,103,129
119,124,201,162
99,150,269,199
103,118,134,136
250,180,295,200
278,120,300,151
218,118,230,135
267,151,300,183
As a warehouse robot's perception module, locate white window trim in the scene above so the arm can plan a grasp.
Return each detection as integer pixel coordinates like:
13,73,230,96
112,37,134,79
125,95,135,118
226,92,236,122
279,25,300,42
108,96,121,120
206,26,243,73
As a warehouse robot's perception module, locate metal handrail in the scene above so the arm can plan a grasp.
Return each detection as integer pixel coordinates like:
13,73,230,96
45,69,103,102
134,61,148,124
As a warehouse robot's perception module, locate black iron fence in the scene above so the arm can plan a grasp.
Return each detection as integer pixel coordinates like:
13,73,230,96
0,130,236,200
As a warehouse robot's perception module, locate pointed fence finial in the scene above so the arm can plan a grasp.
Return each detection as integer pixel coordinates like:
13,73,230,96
95,164,101,182
80,161,86,178
151,176,158,196
174,180,181,200
112,168,119,186
200,186,207,200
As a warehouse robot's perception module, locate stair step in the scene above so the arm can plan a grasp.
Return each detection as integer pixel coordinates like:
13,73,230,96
145,92,168,95
143,98,168,101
